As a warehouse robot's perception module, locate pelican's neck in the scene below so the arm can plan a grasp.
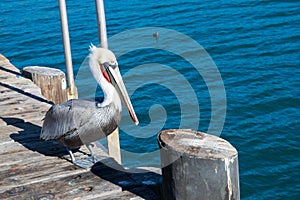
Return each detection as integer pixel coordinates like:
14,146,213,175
89,49,121,109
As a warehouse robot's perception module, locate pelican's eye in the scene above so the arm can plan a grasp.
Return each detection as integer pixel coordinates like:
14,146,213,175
108,61,117,69
103,61,117,71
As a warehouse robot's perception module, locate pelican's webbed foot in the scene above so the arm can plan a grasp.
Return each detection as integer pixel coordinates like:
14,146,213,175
73,156,99,169
67,144,102,169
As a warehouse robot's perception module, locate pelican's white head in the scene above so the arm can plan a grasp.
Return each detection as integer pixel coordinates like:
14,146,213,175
89,45,139,125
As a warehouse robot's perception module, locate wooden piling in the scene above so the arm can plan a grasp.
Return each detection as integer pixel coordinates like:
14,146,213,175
107,127,121,164
158,129,239,200
22,66,68,104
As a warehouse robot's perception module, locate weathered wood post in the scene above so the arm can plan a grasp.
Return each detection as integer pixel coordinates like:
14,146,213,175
158,129,239,200
95,0,121,164
22,66,68,104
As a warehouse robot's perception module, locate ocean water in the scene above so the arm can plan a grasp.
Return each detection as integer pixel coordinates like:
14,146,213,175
0,0,299,199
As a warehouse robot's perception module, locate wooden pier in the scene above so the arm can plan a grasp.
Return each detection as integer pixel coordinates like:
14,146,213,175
0,54,161,199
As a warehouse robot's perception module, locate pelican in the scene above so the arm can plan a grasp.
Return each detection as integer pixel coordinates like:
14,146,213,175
40,45,139,168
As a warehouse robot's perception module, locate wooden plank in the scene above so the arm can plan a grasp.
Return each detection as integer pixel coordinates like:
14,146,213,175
0,170,122,199
0,151,44,168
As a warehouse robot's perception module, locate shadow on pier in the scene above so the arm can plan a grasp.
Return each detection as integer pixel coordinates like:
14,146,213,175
0,82,53,105
91,160,162,199
2,117,67,157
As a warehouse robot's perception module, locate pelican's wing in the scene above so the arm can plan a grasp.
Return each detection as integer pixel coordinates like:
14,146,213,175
40,99,97,140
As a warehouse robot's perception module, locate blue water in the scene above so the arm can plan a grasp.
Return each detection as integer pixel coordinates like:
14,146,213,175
1,0,299,199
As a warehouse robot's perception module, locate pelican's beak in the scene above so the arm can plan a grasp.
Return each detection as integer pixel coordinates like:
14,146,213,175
104,62,139,125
